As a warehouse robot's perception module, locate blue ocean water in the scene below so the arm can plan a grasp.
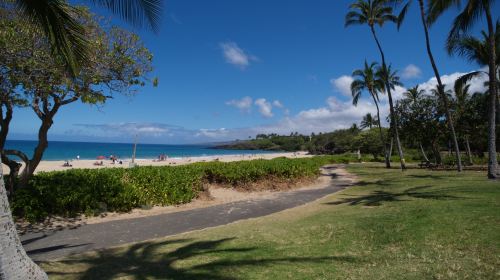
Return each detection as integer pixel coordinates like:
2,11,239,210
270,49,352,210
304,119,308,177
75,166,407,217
4,140,273,161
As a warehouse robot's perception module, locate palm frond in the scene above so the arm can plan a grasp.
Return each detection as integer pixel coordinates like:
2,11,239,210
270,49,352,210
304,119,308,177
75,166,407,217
14,0,90,76
454,71,486,93
427,0,461,25
396,1,410,30
91,0,163,33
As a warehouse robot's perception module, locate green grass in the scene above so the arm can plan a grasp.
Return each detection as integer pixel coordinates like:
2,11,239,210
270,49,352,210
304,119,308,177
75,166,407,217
42,164,500,279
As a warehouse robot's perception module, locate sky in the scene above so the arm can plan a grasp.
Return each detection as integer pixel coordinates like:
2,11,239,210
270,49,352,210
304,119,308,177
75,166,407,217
8,0,499,144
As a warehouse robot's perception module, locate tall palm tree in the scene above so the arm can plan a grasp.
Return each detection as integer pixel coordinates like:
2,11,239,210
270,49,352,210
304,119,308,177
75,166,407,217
361,113,379,129
450,22,500,91
427,0,498,178
0,1,162,279
376,64,407,169
6,0,162,75
345,0,407,170
395,0,463,171
351,61,391,167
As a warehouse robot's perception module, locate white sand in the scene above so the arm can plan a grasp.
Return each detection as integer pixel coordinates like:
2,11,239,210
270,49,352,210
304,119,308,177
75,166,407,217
3,151,311,174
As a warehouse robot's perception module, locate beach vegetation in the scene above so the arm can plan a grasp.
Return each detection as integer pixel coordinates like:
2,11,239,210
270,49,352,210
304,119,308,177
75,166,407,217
12,156,348,221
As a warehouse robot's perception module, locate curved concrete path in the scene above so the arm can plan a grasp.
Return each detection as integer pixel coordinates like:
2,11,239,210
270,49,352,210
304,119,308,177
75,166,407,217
21,165,354,261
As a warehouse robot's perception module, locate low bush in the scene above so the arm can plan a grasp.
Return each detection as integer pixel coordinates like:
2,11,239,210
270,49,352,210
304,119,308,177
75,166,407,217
12,155,347,221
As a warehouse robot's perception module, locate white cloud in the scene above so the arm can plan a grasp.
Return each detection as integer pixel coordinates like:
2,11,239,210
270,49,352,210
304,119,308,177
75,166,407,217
255,98,273,118
74,123,180,138
219,41,257,69
330,75,354,96
401,64,422,79
418,70,488,94
225,96,253,112
272,100,284,108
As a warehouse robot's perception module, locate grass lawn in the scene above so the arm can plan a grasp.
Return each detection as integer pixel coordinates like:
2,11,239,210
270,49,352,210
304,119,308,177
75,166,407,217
42,164,500,279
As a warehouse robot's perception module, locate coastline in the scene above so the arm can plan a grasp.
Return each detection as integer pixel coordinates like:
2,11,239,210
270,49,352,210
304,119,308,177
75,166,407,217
3,151,310,174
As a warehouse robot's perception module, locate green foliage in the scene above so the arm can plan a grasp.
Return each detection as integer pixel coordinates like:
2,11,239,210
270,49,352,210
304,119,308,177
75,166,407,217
353,128,386,159
12,156,348,221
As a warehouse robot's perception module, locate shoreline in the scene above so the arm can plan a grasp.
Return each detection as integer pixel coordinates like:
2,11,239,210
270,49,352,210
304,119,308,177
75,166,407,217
3,151,310,174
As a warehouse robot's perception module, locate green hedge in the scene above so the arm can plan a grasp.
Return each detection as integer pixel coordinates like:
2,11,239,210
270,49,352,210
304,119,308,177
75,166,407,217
12,156,347,221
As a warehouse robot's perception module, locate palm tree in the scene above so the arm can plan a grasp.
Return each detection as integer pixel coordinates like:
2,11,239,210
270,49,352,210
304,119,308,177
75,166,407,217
345,0,406,170
0,1,162,279
376,64,407,169
395,0,463,171
404,85,425,103
427,0,498,178
351,61,391,167
6,0,162,75
361,113,379,129
450,22,500,91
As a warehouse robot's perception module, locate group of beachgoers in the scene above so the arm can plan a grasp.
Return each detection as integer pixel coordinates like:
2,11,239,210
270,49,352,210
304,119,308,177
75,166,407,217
155,154,168,162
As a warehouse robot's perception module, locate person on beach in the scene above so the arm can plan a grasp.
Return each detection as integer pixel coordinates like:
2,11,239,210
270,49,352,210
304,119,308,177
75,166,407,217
76,155,80,160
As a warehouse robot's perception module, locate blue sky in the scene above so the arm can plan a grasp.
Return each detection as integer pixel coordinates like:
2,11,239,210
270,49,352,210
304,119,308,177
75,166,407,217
9,0,499,144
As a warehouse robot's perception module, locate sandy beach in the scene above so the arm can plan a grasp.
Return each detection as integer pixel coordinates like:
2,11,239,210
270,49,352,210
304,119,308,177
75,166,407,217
3,151,311,174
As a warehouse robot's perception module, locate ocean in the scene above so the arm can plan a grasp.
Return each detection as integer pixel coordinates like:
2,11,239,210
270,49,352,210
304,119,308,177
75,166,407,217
4,140,273,161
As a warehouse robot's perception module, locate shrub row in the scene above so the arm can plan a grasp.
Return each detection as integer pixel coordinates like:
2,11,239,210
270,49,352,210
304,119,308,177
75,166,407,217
12,156,347,221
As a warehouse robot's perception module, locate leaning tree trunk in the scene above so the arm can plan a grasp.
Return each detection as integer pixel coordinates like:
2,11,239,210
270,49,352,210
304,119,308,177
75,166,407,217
389,137,393,158
420,142,430,162
418,0,462,172
369,25,405,170
484,5,498,178
372,95,390,168
464,136,473,166
18,116,54,188
0,165,48,279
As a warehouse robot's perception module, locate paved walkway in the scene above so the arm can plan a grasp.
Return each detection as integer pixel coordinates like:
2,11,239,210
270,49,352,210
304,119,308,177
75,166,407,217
21,165,354,261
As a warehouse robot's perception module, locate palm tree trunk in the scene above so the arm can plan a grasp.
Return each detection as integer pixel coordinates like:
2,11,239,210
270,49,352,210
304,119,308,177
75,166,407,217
484,4,498,178
370,25,405,170
465,135,473,166
389,137,393,158
420,142,430,162
418,0,462,172
372,95,390,168
0,165,48,279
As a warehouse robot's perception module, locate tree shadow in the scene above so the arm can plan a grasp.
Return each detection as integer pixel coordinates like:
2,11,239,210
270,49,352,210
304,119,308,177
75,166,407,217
43,238,358,279
27,243,91,255
325,185,465,207
407,174,447,180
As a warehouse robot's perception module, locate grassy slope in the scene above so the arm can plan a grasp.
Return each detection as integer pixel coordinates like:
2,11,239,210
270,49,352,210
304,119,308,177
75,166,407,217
42,164,500,279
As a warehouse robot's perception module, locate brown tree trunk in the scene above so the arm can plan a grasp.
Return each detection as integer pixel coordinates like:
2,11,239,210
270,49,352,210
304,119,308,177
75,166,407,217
372,94,390,168
418,0,462,172
389,137,394,158
464,135,473,166
370,25,405,170
0,101,23,194
432,140,442,165
18,115,55,188
484,5,498,178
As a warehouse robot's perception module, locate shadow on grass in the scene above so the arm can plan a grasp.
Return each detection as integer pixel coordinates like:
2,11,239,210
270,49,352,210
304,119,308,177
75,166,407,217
45,238,357,279
326,185,465,207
